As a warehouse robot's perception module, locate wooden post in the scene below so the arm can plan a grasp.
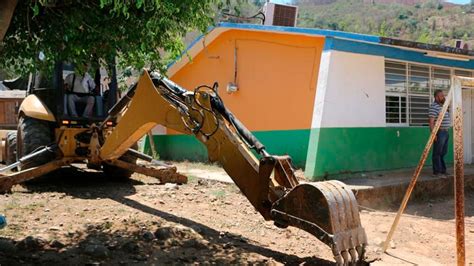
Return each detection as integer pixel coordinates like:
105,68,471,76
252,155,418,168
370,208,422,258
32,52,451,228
147,131,158,159
452,77,465,266
382,85,453,252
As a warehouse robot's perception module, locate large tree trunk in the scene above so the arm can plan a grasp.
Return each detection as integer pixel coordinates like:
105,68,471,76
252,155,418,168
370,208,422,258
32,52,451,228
0,0,18,42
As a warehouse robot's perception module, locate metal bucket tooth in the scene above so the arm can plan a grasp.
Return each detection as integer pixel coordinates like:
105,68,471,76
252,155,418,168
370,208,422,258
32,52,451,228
336,247,364,266
335,254,344,265
349,248,357,263
356,244,367,262
270,180,368,264
341,250,350,265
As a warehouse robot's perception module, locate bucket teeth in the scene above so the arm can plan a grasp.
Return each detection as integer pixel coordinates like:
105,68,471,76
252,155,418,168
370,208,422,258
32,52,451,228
335,254,344,265
341,250,350,264
271,180,368,264
356,244,367,261
312,181,368,256
334,244,366,265
349,248,357,263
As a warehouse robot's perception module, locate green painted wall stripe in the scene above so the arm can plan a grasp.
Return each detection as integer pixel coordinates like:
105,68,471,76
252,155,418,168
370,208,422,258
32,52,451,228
304,127,454,180
143,134,208,162
144,127,454,181
143,129,311,168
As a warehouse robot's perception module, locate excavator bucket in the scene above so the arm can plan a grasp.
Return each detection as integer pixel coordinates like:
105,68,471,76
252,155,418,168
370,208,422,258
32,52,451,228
271,180,367,265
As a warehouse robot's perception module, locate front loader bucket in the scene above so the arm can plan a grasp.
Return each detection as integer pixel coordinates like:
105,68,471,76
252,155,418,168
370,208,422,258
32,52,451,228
271,180,367,265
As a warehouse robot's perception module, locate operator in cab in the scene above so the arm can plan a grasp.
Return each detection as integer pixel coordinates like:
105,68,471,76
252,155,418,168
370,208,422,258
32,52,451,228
64,67,96,118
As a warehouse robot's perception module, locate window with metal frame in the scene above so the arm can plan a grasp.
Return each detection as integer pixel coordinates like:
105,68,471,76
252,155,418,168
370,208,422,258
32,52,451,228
384,60,469,127
385,61,407,124
408,64,430,126
455,70,474,89
386,95,407,124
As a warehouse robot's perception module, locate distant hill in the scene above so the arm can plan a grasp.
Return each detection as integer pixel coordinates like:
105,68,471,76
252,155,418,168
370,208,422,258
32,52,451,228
295,0,459,6
293,0,474,47
363,0,426,5
295,0,337,5
362,0,458,6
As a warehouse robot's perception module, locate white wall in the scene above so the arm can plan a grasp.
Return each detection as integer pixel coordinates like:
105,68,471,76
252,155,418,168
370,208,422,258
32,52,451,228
311,50,386,128
151,125,166,135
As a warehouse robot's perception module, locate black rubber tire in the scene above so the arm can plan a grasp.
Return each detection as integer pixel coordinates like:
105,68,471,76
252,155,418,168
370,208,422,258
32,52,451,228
102,144,138,180
17,116,54,170
5,131,17,165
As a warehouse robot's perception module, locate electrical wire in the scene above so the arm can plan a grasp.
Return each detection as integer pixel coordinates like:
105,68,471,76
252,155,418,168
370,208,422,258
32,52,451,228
221,11,265,24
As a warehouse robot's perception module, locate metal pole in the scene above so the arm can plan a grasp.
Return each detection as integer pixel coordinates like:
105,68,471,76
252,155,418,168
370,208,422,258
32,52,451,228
452,77,465,266
147,131,158,159
382,86,453,252
0,161,20,173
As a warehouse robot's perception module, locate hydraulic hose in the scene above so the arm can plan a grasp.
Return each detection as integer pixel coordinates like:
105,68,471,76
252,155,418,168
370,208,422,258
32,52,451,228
210,96,266,155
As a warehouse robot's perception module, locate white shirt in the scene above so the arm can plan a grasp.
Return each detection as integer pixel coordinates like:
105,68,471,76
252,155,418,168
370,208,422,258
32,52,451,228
65,72,96,94
81,73,95,93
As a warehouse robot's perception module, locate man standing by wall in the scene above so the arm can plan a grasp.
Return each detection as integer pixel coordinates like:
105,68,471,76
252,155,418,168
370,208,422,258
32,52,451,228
429,89,451,177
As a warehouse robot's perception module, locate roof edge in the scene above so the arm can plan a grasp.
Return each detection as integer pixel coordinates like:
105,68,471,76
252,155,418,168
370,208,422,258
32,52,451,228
380,37,474,57
168,23,473,76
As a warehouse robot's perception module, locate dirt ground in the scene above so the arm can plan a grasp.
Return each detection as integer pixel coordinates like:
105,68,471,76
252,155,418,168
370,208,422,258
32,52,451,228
0,163,473,265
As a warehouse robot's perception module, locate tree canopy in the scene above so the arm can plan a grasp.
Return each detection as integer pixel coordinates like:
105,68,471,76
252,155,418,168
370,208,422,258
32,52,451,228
0,0,218,76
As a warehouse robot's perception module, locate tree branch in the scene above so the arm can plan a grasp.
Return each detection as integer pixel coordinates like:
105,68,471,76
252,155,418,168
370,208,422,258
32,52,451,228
0,0,19,42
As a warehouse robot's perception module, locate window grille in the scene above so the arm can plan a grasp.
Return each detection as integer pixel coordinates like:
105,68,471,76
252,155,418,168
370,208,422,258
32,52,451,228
385,60,473,126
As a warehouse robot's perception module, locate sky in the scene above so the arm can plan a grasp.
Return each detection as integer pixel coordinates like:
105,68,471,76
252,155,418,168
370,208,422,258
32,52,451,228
271,0,292,4
445,0,470,3
271,0,471,4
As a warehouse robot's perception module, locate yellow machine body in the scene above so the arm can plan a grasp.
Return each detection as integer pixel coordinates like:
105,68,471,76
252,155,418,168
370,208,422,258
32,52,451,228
55,127,88,157
0,71,367,265
18,95,55,122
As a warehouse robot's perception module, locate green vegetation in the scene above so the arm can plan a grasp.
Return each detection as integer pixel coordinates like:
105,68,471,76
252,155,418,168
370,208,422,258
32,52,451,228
211,189,226,198
294,0,474,46
221,0,473,47
187,175,198,183
2,0,471,79
1,0,217,76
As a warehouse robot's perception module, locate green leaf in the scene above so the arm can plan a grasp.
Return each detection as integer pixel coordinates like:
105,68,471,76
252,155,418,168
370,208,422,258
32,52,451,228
32,3,39,17
2,0,218,77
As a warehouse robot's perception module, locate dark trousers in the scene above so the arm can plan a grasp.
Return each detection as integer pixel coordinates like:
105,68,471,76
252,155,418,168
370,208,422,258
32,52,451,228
432,130,449,174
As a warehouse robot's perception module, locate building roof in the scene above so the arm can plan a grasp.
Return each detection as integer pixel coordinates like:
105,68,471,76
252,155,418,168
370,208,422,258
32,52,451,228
168,22,473,76
0,90,26,99
216,22,381,43
380,37,474,57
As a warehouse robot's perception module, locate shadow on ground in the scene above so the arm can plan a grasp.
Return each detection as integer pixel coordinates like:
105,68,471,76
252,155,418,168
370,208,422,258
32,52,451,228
2,168,335,265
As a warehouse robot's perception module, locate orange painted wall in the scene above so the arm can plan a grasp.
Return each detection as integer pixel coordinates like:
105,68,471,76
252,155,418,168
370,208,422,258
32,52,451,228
169,29,324,133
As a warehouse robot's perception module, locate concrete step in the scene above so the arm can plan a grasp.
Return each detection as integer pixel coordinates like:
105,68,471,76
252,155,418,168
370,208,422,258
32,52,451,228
348,173,474,209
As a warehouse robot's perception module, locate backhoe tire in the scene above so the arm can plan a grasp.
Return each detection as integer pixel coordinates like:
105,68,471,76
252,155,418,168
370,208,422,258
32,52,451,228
102,144,138,181
5,131,17,166
17,116,54,170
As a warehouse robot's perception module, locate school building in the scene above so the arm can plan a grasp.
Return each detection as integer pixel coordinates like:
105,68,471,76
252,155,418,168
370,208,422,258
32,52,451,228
145,22,474,180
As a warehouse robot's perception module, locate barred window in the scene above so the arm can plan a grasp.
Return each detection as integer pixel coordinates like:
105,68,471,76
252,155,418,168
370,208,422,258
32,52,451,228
385,61,407,94
385,60,472,127
386,95,406,124
455,70,473,78
455,70,474,89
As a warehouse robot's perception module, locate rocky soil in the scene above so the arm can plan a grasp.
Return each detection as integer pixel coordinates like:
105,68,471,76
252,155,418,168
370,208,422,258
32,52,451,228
0,165,472,265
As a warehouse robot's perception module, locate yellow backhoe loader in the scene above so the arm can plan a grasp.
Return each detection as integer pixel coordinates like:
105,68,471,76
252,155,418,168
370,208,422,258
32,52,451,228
0,68,367,265
1,3,367,264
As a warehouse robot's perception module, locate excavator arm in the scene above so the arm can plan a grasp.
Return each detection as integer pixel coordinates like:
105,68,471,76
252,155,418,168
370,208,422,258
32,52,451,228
102,71,368,264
